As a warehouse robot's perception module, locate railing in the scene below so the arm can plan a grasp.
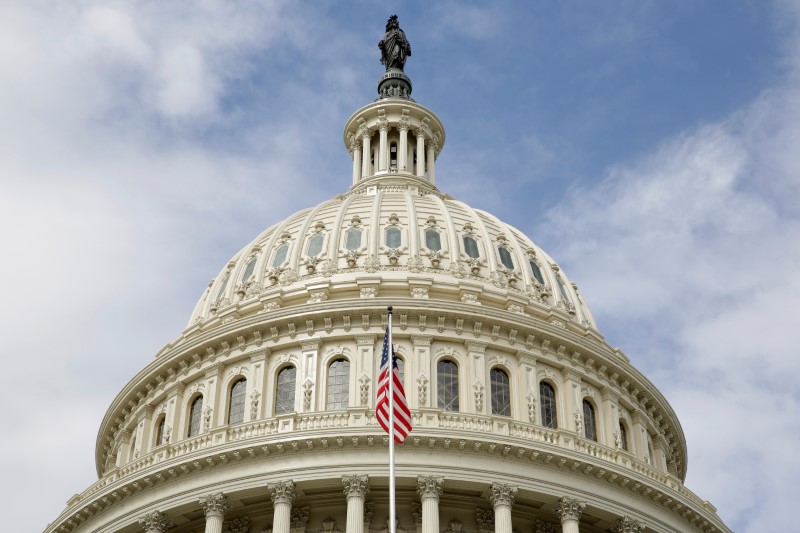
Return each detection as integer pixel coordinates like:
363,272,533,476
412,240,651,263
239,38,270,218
437,412,494,432
167,433,213,459
228,419,279,440
508,422,559,444
295,412,350,430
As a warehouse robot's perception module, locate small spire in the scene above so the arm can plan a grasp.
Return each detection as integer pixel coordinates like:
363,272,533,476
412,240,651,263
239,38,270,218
377,15,413,100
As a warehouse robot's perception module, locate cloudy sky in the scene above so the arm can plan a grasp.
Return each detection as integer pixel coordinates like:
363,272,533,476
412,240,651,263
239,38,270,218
1,1,798,531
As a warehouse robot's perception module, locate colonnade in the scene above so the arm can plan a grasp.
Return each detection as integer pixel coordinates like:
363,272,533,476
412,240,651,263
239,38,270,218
351,122,436,183
137,477,645,533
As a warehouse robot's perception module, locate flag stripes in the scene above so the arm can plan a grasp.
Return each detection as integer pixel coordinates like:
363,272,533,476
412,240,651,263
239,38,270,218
376,327,412,443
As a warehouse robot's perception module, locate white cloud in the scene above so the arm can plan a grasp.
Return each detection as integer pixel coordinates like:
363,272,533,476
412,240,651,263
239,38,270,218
539,16,800,532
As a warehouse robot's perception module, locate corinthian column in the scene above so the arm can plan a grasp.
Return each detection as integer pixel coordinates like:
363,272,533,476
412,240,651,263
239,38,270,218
268,481,297,533
554,497,585,533
612,516,643,533
417,476,444,533
343,475,370,533
199,492,229,533
488,483,517,533
138,510,173,533
416,131,426,178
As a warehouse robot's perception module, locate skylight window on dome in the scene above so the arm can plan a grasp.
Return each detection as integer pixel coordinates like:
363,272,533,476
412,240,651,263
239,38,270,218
425,228,441,251
216,273,230,300
498,246,514,270
386,227,401,248
557,276,571,303
345,228,362,251
463,236,480,259
272,244,289,267
307,233,324,257
241,256,257,282
529,260,545,285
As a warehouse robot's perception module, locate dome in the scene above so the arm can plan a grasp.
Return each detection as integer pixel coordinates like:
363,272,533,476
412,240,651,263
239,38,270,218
48,16,730,533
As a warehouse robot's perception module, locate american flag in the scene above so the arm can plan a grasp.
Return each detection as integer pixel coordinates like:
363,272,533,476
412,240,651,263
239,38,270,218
376,327,412,443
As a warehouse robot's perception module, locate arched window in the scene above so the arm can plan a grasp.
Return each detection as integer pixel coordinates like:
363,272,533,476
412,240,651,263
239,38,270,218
307,234,324,257
241,256,257,282
437,360,459,411
490,368,511,416
498,246,514,270
188,395,203,437
619,421,629,452
425,228,442,251
275,365,297,414
345,229,362,251
327,359,350,410
539,382,557,429
529,260,545,285
272,244,289,267
154,415,166,447
386,227,401,248
583,400,597,441
395,356,405,385
463,236,480,259
228,378,247,425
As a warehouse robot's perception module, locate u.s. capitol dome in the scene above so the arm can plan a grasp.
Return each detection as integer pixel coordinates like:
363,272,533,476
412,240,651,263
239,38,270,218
46,17,731,533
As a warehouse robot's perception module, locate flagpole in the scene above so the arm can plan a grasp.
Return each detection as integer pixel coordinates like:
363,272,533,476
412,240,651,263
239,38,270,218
387,305,396,533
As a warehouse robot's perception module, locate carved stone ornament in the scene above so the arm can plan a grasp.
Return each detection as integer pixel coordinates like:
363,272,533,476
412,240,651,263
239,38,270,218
417,475,444,500
553,497,585,522
303,379,314,410
386,248,402,265
613,516,643,533
407,254,424,273
345,250,360,268
365,254,381,273
359,374,371,406
290,507,310,529
417,374,429,405
461,293,480,305
360,287,378,298
139,510,173,532
411,502,422,525
203,406,213,431
342,474,370,498
268,481,297,505
411,286,429,299
574,409,583,434
445,519,463,533
319,518,342,533
449,261,466,278
427,250,443,268
474,509,495,531
226,517,250,533
364,502,374,528
250,390,261,419
473,380,484,411
488,483,517,508
199,492,230,519
526,392,537,423
533,520,557,533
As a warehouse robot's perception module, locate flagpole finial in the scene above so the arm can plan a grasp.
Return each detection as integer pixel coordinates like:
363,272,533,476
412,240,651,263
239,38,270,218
388,306,393,313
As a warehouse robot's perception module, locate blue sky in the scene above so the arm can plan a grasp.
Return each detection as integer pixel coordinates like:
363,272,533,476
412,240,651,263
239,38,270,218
2,1,798,531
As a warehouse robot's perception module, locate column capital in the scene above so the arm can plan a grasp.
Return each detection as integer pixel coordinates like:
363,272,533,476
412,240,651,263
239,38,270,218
138,510,173,532
268,480,297,505
198,492,230,519
554,496,585,522
488,483,517,508
613,516,643,533
417,475,444,500
342,474,370,499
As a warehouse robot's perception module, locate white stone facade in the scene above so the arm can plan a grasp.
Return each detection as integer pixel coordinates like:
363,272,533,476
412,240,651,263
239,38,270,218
45,26,731,533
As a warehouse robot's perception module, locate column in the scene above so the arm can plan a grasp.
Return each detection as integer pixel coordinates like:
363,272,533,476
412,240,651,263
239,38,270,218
416,130,426,177
426,142,435,183
653,435,669,472
343,475,370,533
351,140,362,184
378,120,389,172
612,516,643,533
488,483,517,533
417,476,444,533
138,511,172,533
361,133,372,178
199,492,230,533
630,410,647,461
268,480,296,533
554,497,584,533
398,124,409,171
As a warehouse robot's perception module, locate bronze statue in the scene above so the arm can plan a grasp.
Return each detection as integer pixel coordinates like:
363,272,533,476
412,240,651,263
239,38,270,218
379,15,411,71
